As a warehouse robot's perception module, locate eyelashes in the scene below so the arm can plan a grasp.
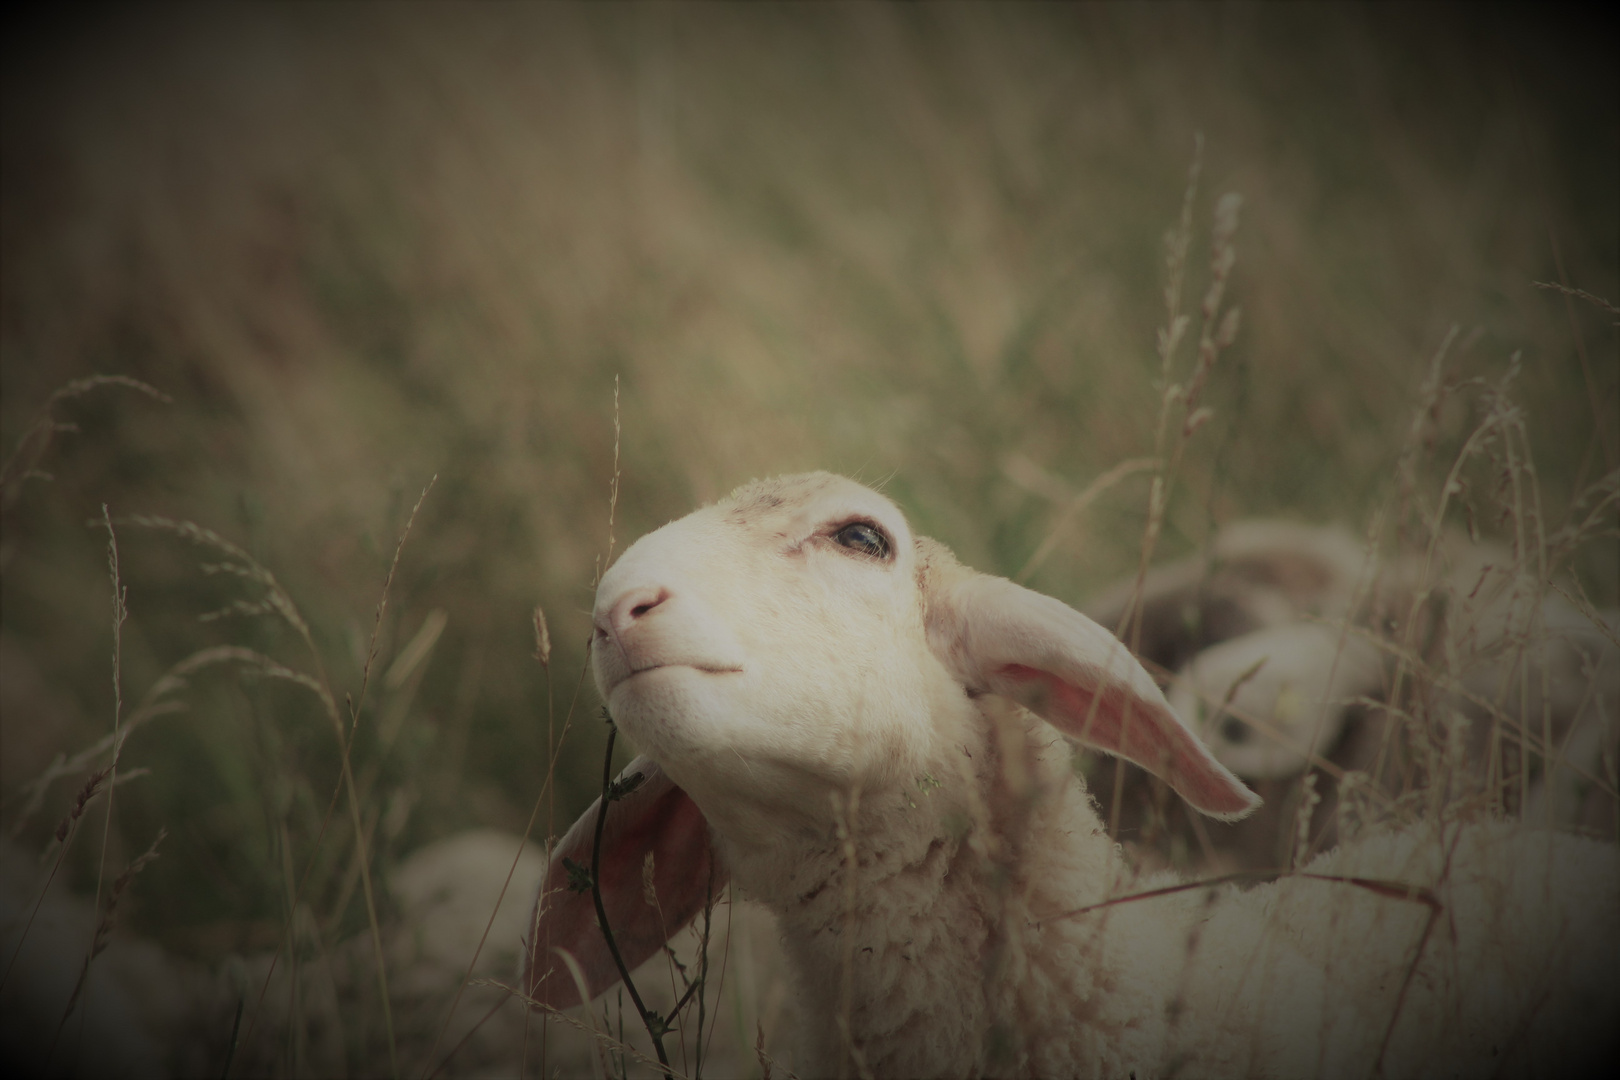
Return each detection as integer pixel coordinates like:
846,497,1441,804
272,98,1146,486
830,520,893,560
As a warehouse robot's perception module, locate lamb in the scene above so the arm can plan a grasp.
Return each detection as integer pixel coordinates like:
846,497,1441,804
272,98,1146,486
1087,521,1617,866
523,472,1619,1078
1168,574,1618,820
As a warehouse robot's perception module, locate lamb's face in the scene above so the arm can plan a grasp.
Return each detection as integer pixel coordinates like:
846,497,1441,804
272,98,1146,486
1170,624,1363,779
591,473,957,839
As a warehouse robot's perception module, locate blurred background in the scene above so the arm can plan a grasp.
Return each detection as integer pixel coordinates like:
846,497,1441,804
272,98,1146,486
1,1,1616,1072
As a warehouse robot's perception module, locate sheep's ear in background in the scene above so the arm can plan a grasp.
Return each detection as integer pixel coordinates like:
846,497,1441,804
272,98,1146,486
1081,553,1229,672
524,755,726,1010
918,539,1260,821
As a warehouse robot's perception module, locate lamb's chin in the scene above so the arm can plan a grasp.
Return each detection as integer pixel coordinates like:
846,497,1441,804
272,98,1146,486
609,668,743,750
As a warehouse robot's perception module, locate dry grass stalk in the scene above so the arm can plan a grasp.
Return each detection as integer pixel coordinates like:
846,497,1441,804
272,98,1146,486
484,979,679,1079
48,769,108,848
0,376,170,514
597,374,624,588
1104,138,1247,839
0,766,112,995
533,604,553,669
755,1020,773,1080
423,626,598,1076
80,505,131,1051
1009,455,1158,582
124,502,433,1077
51,828,168,1048
1531,280,1620,318
4,700,180,839
355,475,439,731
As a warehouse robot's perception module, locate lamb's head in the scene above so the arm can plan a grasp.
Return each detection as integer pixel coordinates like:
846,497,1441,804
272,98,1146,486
529,473,1259,1010
1168,623,1387,780
591,472,952,836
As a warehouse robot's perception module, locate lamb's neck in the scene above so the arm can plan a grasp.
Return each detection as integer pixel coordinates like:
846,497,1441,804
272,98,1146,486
726,791,991,1074
721,709,1128,1075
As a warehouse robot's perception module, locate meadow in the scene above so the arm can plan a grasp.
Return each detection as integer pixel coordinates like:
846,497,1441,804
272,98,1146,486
1,4,1615,1076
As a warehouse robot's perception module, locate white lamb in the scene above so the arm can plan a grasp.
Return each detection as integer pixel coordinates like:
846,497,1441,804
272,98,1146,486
524,472,1618,1078
1152,526,1618,831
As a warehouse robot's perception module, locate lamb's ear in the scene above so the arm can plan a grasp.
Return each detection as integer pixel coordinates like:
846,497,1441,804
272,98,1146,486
524,755,727,1010
918,539,1260,820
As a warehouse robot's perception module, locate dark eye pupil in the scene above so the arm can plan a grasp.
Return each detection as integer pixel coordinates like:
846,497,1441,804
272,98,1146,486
833,522,889,558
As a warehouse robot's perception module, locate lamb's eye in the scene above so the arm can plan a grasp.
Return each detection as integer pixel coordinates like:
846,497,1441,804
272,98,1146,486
832,521,891,559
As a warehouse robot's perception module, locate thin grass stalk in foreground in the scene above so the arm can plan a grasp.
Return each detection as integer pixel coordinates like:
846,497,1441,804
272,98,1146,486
422,622,593,1080
0,768,109,991
483,979,679,1079
66,506,130,1066
142,482,436,1078
639,853,699,1076
298,479,437,1080
430,634,602,1080
4,698,183,839
687,880,742,1073
535,599,555,1075
0,507,134,992
2,507,138,1065
426,650,621,1080
1358,332,1462,795
1010,456,1157,583
268,477,431,1072
1054,864,1439,922
1332,339,1615,835
1535,239,1618,473
90,507,127,913
1384,360,1526,805
587,720,675,1078
0,376,170,515
640,866,717,1078
596,374,622,588
692,871,714,1080
45,829,168,1071
351,477,440,736
1108,137,1245,840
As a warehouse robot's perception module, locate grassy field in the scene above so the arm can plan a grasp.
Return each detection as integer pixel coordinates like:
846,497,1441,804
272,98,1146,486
2,3,1615,1076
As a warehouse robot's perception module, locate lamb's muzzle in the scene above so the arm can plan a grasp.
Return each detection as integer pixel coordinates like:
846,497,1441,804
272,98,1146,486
525,472,1619,1079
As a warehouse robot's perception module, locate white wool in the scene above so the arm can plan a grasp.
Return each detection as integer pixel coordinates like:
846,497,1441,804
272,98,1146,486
572,472,1619,1078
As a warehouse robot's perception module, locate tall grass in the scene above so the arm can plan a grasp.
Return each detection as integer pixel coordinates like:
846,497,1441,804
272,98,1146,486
2,3,1615,1075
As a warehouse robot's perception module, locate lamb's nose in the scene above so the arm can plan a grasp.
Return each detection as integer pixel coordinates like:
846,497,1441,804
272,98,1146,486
597,586,671,637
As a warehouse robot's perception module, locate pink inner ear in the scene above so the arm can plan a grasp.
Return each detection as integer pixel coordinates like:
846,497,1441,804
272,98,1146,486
525,760,727,1010
994,662,1258,819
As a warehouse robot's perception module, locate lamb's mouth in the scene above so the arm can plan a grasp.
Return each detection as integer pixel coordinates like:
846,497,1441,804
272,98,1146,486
613,663,743,692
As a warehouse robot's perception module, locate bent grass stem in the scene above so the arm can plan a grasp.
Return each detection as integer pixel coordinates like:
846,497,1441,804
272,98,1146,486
592,723,675,1077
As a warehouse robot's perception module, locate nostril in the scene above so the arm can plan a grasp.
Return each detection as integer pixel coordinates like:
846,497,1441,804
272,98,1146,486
605,586,671,634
